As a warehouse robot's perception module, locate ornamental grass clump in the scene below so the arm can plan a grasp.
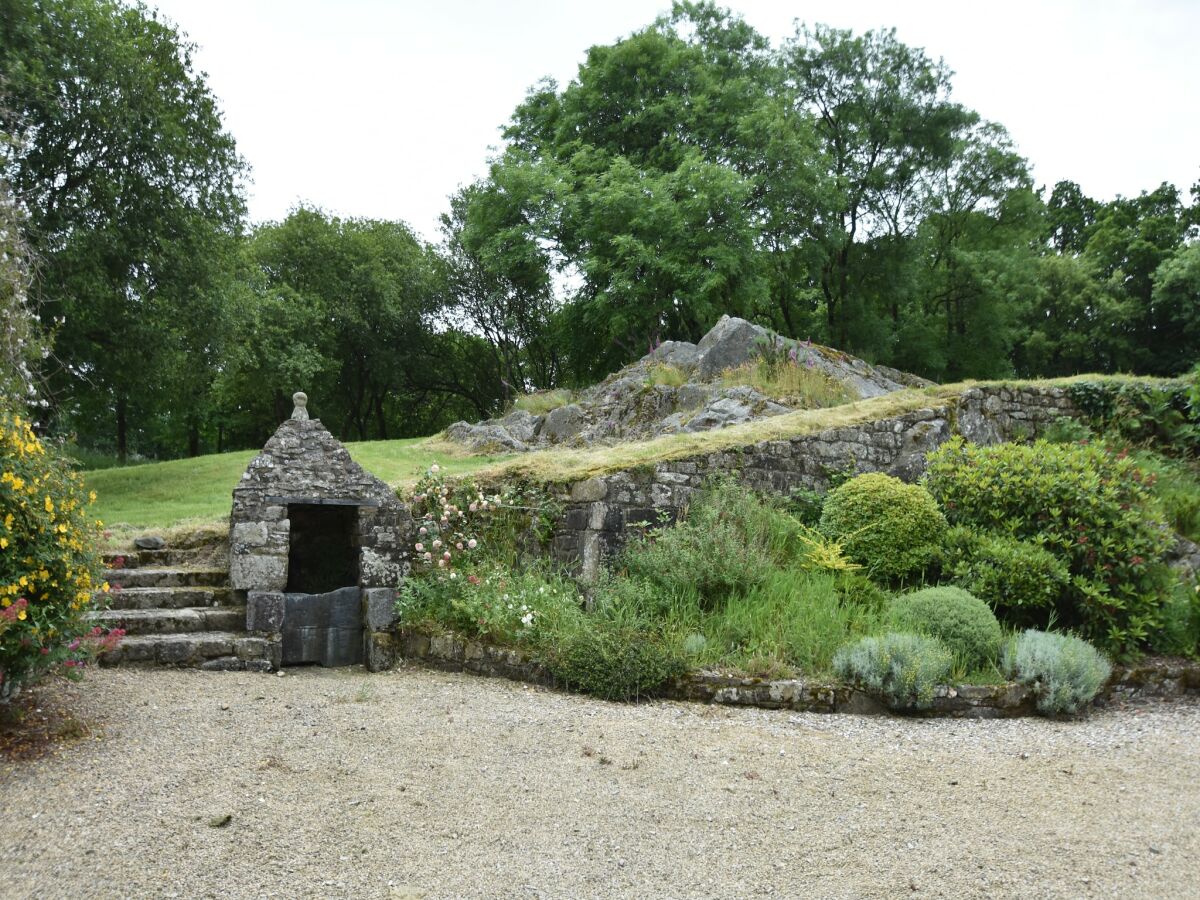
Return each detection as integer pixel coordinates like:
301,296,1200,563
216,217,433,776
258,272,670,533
1,409,115,697
833,632,952,710
818,472,947,581
886,586,1004,670
1002,630,1112,715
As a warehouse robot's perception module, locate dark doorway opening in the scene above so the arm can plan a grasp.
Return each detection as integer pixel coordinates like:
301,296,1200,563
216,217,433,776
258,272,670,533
287,504,359,593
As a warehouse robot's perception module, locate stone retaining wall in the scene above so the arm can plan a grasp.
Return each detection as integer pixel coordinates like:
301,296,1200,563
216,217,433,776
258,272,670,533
551,385,1077,578
382,629,1200,718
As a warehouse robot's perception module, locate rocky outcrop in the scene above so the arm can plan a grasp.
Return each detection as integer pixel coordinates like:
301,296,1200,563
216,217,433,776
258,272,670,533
445,316,932,452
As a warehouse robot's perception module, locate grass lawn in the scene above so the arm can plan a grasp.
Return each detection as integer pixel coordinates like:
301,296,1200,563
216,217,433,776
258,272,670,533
85,437,512,535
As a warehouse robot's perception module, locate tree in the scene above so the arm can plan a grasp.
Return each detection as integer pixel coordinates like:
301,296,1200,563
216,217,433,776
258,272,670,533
1,0,246,459
233,208,459,442
782,25,978,355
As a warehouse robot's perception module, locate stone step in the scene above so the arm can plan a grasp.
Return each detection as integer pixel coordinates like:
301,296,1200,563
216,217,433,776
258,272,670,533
101,551,139,569
103,567,230,589
135,547,220,567
101,586,233,610
99,632,273,668
89,606,246,635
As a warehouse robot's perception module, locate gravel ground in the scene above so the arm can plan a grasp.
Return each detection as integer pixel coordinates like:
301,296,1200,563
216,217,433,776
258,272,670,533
1,667,1198,900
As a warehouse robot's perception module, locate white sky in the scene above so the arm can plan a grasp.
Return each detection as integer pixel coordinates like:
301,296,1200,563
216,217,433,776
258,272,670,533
149,0,1200,242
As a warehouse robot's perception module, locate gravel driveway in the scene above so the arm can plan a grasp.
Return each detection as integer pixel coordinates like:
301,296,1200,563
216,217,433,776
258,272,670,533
2,666,1198,899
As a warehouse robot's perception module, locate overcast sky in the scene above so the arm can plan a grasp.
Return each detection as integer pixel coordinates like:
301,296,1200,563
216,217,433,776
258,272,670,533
149,0,1199,242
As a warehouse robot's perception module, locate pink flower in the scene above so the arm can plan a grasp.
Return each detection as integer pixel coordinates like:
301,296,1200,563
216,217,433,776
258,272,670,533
423,552,432,562
419,526,427,536
432,539,442,550
437,559,446,568
467,539,477,550
456,542,464,551
442,551,451,561
415,543,424,552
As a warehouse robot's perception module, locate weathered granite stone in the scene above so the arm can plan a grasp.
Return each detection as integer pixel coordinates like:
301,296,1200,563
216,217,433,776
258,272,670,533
695,315,768,379
541,403,587,442
363,587,397,631
649,340,700,369
134,535,166,550
246,591,285,632
230,522,268,549
230,555,287,593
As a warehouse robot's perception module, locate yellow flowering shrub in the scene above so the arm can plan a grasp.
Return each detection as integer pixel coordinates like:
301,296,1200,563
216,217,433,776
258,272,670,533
0,408,111,696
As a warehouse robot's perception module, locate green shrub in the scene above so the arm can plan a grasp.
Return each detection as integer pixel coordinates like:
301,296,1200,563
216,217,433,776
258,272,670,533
620,478,801,608
1149,579,1200,658
941,526,1070,623
541,618,685,702
1128,450,1200,544
1,409,112,697
1002,630,1112,715
818,473,947,581
925,437,1175,653
785,487,825,527
887,586,1003,669
833,572,891,612
833,632,953,710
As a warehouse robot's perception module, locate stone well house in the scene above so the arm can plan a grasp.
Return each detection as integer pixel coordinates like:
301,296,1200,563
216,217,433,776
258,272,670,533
229,393,411,669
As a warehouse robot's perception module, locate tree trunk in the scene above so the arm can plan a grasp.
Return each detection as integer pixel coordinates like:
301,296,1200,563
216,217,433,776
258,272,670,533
187,421,200,458
116,395,128,464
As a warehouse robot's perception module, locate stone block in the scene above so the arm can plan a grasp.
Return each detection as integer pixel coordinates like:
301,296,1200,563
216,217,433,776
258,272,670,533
569,477,608,502
246,591,285,632
363,587,397,631
360,547,404,588
366,632,398,672
230,522,268,548
230,553,287,592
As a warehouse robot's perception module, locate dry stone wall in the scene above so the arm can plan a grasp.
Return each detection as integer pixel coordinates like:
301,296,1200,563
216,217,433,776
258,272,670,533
551,385,1077,578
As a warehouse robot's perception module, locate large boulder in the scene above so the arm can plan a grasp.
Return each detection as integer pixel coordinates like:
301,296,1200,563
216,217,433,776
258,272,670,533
695,315,771,380
540,404,588,443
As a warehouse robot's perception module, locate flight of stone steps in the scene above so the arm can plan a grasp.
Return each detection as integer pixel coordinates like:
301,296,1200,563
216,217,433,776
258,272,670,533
91,535,274,671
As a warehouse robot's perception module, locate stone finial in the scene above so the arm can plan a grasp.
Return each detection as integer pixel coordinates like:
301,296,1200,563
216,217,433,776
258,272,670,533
291,392,309,420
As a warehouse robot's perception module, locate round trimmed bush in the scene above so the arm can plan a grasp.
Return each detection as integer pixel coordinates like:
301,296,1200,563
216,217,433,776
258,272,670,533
818,473,947,581
833,632,952,710
887,586,1003,669
1002,630,1111,715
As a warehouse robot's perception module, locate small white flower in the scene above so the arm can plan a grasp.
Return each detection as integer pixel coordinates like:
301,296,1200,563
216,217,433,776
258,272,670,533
432,539,442,550
437,558,446,568
467,539,477,549
415,542,424,552
430,464,440,473
449,572,457,580
419,526,427,536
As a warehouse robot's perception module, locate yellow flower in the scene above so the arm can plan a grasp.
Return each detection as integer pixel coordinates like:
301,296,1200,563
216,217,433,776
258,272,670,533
44,494,54,513
0,537,6,549
16,610,26,620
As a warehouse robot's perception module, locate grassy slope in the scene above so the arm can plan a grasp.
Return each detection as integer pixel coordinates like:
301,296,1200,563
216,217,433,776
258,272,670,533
85,374,1175,535
85,437,513,533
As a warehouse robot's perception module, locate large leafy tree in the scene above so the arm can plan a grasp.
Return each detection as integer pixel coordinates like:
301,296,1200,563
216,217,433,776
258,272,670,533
0,0,246,459
229,208,477,443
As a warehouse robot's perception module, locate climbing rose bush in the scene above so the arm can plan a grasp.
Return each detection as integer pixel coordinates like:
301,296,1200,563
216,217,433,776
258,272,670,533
0,409,115,696
406,464,497,575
